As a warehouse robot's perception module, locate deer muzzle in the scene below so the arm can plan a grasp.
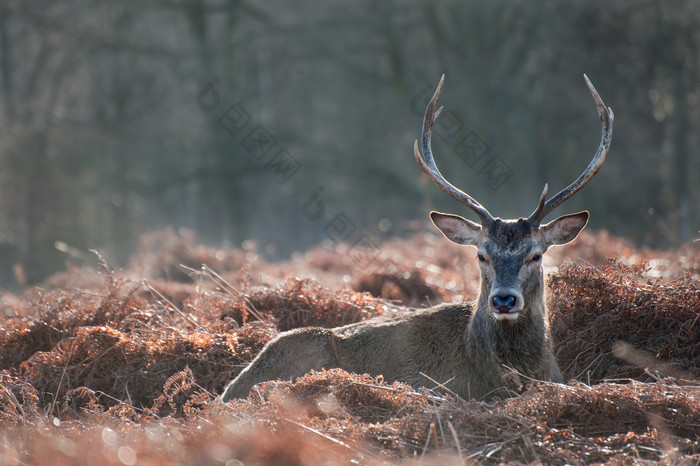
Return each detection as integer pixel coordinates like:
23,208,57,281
489,289,524,321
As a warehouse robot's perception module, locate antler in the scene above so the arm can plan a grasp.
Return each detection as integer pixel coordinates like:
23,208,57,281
528,74,614,224
413,75,494,225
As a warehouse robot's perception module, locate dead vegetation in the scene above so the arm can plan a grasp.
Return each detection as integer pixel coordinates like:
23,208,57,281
0,228,698,464
550,259,700,384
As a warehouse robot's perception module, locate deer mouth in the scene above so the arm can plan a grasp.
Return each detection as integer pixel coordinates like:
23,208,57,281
493,309,520,321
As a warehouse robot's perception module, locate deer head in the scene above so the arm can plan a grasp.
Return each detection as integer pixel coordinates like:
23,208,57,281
414,75,613,322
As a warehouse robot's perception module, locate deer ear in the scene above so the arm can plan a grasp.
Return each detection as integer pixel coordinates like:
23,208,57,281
541,211,589,247
430,212,482,246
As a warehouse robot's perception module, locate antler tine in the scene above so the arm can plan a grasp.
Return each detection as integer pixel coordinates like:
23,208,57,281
414,75,494,224
528,74,614,224
529,183,549,221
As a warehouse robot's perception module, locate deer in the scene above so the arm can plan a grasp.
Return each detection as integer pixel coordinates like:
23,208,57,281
221,75,613,402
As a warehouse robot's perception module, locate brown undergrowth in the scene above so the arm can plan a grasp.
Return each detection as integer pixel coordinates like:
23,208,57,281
549,259,700,383
0,229,697,464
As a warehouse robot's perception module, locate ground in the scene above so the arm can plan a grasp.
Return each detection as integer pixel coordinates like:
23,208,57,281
0,229,698,465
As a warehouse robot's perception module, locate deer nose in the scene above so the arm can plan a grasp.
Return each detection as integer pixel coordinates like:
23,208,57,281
491,294,517,313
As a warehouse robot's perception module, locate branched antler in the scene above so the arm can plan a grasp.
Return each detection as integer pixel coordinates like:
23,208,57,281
528,75,614,224
414,75,495,225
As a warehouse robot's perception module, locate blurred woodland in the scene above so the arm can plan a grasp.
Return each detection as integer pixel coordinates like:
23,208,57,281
1,0,700,286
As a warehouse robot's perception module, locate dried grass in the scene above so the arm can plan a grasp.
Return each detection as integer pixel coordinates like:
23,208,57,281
0,228,697,464
549,259,700,383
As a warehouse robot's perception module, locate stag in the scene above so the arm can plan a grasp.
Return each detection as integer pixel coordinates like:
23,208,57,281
221,75,613,401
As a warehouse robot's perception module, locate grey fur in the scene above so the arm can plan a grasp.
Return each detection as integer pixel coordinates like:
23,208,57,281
220,215,585,402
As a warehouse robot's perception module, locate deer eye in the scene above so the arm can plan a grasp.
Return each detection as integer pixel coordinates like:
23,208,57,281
477,253,487,263
530,253,542,263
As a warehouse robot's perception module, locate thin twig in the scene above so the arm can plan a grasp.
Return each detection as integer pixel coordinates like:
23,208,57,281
145,281,200,328
283,418,353,450
446,421,464,464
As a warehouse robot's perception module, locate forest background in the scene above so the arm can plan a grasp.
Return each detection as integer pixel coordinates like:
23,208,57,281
1,0,699,286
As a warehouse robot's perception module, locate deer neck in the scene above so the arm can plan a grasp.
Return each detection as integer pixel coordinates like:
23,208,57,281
467,276,547,370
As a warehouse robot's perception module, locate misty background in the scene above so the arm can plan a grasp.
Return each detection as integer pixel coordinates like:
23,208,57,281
0,1,699,287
